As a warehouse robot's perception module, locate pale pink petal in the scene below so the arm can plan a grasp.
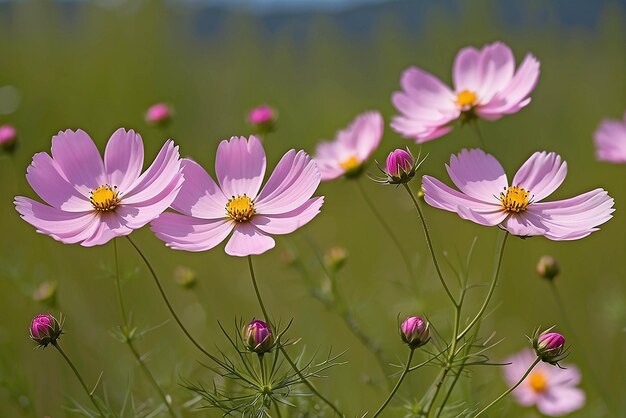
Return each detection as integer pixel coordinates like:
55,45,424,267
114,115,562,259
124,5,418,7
123,140,182,204
170,159,228,219
446,149,508,201
474,42,515,102
594,117,626,163
453,46,482,93
343,111,383,161
400,67,456,108
503,211,548,237
50,129,106,194
14,196,101,245
25,152,92,212
255,150,321,215
512,152,567,202
151,213,233,252
215,136,266,198
547,364,582,386
252,197,323,235
536,386,586,416
104,128,144,191
314,140,351,182
225,222,275,257
81,213,133,247
422,175,502,226
457,205,508,226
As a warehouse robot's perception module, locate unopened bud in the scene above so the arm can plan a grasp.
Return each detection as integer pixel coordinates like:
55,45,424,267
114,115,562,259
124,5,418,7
145,103,172,127
30,313,62,348
174,265,197,289
243,319,274,355
400,316,430,348
248,105,276,135
536,256,559,280
324,247,348,272
532,327,567,365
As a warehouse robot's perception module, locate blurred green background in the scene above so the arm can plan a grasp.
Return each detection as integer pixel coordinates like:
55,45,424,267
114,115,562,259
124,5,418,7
1,0,625,416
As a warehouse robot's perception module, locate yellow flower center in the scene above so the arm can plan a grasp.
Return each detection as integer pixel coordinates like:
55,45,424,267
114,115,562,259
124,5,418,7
456,89,478,109
90,185,121,212
528,371,548,393
226,194,255,222
500,186,530,212
339,155,360,171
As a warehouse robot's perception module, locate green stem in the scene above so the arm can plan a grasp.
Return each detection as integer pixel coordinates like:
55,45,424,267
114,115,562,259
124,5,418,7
246,256,345,417
258,354,266,386
114,239,177,418
423,368,449,418
355,179,414,284
125,236,213,359
372,348,415,418
402,184,457,306
473,358,540,417
52,342,106,417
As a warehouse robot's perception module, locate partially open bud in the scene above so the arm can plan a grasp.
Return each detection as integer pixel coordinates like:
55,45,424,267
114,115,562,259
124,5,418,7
243,319,275,355
536,256,559,281
174,265,197,289
373,148,424,185
400,316,430,348
32,281,58,308
30,313,62,348
248,105,276,135
145,103,172,127
324,246,348,272
0,124,17,152
532,328,567,365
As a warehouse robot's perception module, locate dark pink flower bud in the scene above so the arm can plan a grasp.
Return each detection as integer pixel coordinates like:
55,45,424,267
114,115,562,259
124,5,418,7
243,319,274,354
145,103,172,126
0,124,17,151
248,105,276,134
400,316,430,348
386,149,414,178
30,313,62,348
532,328,567,365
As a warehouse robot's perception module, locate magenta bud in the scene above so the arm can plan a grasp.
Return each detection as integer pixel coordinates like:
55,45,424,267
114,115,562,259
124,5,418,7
0,124,17,151
532,328,567,365
30,313,62,348
145,103,172,127
536,256,559,280
248,105,276,135
386,149,414,177
243,319,275,355
400,316,430,348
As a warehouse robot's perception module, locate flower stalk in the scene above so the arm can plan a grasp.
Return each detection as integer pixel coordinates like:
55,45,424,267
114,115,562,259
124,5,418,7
371,348,415,418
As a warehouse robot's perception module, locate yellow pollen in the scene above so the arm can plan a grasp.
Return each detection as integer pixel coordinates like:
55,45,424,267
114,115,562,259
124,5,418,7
90,185,121,212
226,194,255,222
500,186,530,212
528,371,548,393
456,89,478,108
339,155,360,171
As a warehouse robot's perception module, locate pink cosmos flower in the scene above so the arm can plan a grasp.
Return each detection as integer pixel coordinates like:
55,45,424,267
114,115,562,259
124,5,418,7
422,149,614,240
151,135,323,257
145,103,172,125
594,111,626,163
0,124,17,147
391,41,540,143
313,111,383,181
248,105,275,125
15,128,183,246
504,349,585,416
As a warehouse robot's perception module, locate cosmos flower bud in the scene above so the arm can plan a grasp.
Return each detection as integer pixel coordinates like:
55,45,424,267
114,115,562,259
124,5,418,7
0,124,17,152
386,149,414,178
248,105,276,135
145,103,172,127
243,319,275,355
32,281,58,308
174,265,197,289
532,328,567,365
30,313,62,348
324,246,348,272
400,316,430,348
536,256,559,281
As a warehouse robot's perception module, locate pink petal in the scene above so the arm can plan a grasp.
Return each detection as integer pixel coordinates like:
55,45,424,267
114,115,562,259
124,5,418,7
453,46,482,93
252,197,323,235
25,152,92,212
594,117,626,164
475,42,515,102
50,129,106,194
512,151,567,202
81,213,133,247
536,386,586,416
422,175,502,226
225,222,275,257
547,364,582,386
171,159,228,219
457,205,508,226
446,148,508,201
123,140,182,204
503,211,548,237
14,196,101,245
341,111,383,162
255,150,321,215
400,67,456,108
104,128,144,191
314,140,352,182
215,136,266,199
151,213,233,252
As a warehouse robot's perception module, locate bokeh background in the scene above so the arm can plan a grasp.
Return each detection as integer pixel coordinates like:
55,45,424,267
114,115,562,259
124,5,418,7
1,0,625,416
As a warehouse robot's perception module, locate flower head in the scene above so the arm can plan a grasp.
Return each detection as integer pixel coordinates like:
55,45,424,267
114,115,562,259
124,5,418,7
30,313,62,347
532,328,567,365
15,129,183,246
145,103,172,126
536,255,559,281
400,316,430,348
313,111,383,181
422,149,614,240
151,136,323,257
248,105,276,135
504,349,584,416
392,41,540,143
243,319,274,354
0,124,17,151
594,111,626,163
